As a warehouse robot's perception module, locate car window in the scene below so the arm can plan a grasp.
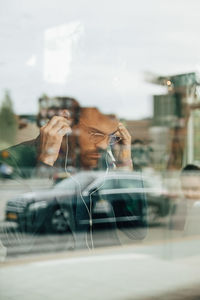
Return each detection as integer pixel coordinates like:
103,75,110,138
142,180,152,189
54,173,95,192
96,179,117,191
142,178,162,190
117,178,143,189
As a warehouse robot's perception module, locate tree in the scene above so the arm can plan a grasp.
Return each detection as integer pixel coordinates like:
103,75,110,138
0,90,17,147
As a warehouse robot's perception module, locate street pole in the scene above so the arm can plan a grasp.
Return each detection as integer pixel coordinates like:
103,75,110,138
187,94,194,164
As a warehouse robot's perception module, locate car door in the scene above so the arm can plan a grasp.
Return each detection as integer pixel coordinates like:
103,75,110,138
90,178,118,224
92,175,146,225
110,176,146,225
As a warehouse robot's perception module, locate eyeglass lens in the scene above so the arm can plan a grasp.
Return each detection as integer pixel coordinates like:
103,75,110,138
90,133,120,145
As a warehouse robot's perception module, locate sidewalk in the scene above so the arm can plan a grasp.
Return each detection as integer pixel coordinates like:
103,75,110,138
1,238,200,300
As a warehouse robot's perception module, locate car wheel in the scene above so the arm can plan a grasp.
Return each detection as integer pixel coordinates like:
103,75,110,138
48,207,72,233
146,205,159,225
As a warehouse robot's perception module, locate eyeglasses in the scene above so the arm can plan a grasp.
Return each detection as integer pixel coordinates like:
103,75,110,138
80,122,122,145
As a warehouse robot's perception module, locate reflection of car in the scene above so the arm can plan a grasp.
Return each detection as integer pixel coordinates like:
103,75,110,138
142,175,170,223
5,171,169,233
53,172,69,184
0,163,13,179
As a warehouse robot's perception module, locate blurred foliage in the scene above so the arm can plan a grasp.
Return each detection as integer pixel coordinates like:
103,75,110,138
0,90,17,148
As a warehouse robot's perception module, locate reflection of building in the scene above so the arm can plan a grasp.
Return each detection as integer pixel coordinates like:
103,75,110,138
125,119,152,142
37,95,80,127
149,72,200,170
131,139,153,170
16,115,39,144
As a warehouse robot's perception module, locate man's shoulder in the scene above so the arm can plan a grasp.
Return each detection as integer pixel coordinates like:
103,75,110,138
0,138,38,168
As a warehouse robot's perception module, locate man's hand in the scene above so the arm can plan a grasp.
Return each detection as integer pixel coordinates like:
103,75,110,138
117,122,133,170
38,115,72,166
118,122,131,146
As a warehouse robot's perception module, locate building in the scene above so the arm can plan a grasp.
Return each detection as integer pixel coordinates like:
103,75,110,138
149,72,200,170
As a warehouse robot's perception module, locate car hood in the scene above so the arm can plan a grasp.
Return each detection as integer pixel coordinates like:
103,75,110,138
7,189,76,205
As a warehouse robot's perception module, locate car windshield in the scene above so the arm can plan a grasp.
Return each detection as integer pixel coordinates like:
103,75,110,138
53,173,96,192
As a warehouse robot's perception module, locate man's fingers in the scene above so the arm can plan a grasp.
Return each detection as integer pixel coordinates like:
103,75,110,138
57,125,72,136
50,122,71,136
117,122,131,145
58,109,71,119
40,117,70,135
45,116,70,130
40,118,71,138
118,123,130,137
51,118,71,130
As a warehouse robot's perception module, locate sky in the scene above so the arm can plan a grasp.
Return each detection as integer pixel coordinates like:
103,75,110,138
0,0,200,119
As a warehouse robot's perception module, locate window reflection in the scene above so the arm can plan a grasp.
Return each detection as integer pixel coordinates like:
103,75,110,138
1,2,200,299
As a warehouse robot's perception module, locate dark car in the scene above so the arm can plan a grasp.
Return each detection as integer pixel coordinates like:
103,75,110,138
5,171,169,233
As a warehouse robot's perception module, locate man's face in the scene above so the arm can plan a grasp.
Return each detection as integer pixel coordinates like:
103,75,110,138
181,175,200,201
78,109,118,169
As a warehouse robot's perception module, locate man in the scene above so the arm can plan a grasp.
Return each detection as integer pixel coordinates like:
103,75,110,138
171,164,200,236
1,100,147,250
0,106,132,177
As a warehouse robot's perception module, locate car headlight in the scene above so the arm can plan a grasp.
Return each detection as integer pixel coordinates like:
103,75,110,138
28,201,47,211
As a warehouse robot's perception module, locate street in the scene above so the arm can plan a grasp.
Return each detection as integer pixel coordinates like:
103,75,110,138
0,220,192,260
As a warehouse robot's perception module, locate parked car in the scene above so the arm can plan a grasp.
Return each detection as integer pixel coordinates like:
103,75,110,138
5,171,169,233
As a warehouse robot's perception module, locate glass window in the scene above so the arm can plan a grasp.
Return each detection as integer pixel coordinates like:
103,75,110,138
117,178,143,189
1,2,200,299
95,178,117,191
